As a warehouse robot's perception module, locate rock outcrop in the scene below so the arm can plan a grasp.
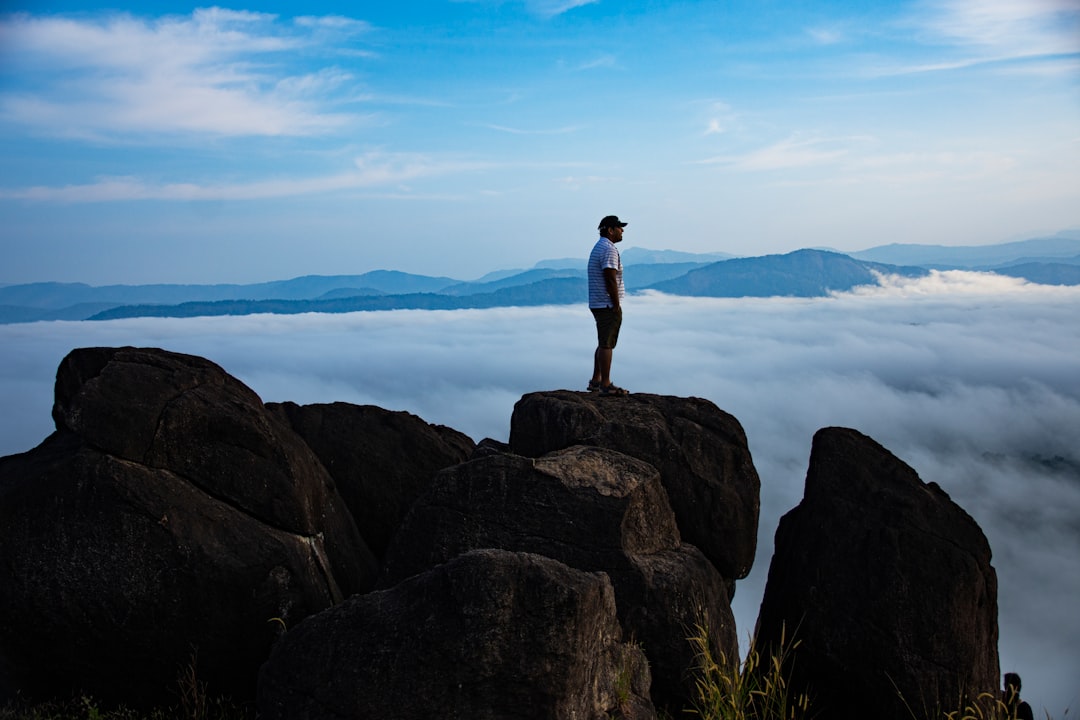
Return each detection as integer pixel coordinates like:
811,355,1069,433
381,445,737,713
267,401,475,561
509,390,759,580
0,347,1004,719
752,427,1000,720
0,347,377,706
259,549,656,720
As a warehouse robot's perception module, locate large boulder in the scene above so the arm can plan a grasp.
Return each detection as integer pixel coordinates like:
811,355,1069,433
752,427,999,719
267,401,475,562
259,549,656,720
509,391,759,580
0,347,377,706
381,445,737,714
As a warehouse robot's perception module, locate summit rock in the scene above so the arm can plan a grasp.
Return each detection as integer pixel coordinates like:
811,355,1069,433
509,390,760,580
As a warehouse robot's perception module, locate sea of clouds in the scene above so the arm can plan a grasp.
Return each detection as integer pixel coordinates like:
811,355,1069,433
1,270,1077,714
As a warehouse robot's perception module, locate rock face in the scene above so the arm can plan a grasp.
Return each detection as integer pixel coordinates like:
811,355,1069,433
0,347,377,706
0,346,1006,719
509,391,759,580
267,401,475,561
381,445,737,713
752,427,999,720
259,549,656,720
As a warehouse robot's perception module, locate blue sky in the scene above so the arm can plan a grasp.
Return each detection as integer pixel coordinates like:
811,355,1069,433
1,0,1078,284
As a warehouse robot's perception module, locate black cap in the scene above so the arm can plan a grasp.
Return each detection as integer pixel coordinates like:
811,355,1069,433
598,215,628,230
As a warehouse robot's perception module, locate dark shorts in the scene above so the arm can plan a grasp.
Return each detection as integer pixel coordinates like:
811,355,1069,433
591,307,623,349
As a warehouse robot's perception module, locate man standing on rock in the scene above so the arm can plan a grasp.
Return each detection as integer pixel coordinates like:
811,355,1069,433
588,215,629,396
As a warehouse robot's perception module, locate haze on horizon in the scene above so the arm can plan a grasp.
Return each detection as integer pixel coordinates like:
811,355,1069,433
1,0,1079,285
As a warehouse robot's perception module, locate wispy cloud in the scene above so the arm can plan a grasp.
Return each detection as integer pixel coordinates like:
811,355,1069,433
0,151,492,202
888,0,1080,74
555,53,619,72
453,0,598,18
918,0,1079,53
576,54,617,71
479,123,581,135
692,133,1031,190
695,136,851,171
700,100,737,137
0,9,371,139
526,0,600,18
555,174,612,191
294,14,373,33
806,25,846,46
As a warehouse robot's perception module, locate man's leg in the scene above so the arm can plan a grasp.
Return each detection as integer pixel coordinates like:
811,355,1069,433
590,307,621,390
592,346,612,386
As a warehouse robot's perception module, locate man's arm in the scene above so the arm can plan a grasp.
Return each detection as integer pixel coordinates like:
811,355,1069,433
603,267,621,310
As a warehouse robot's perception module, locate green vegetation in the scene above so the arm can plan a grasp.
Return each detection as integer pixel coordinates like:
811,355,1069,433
682,621,1067,720
928,692,1064,720
3,637,1067,720
684,623,812,720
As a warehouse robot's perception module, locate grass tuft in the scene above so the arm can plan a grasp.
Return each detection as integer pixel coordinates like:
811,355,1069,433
929,691,1065,720
684,622,812,720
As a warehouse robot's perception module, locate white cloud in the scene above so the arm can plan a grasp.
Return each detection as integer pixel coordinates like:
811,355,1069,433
294,14,373,33
806,26,845,45
0,10,369,139
1,280,1078,713
918,0,1080,54
698,100,738,138
479,123,582,135
0,151,493,202
452,0,598,17
697,136,851,171
887,0,1080,75
576,54,618,71
847,269,1048,297
703,119,725,136
693,133,1039,195
526,0,599,18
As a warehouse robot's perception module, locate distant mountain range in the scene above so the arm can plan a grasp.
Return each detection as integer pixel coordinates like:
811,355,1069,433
2,233,1078,324
648,249,927,297
847,233,1080,268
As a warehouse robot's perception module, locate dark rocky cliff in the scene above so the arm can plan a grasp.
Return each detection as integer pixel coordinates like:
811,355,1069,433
1,347,378,705
0,347,1000,719
752,427,1000,719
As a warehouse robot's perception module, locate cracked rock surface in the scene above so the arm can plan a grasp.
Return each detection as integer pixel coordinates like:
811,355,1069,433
0,346,377,707
379,445,737,714
510,390,760,581
259,549,657,720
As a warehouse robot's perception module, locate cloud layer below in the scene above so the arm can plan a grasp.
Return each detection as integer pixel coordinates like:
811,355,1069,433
2,273,1077,713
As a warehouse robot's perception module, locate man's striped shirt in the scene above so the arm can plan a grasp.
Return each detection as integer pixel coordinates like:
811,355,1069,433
588,236,624,309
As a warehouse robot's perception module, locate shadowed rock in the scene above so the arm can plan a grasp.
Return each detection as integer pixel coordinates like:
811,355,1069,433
1,347,1006,719
509,390,759,579
267,401,475,561
0,347,377,706
381,445,737,713
752,427,999,720
258,549,656,720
